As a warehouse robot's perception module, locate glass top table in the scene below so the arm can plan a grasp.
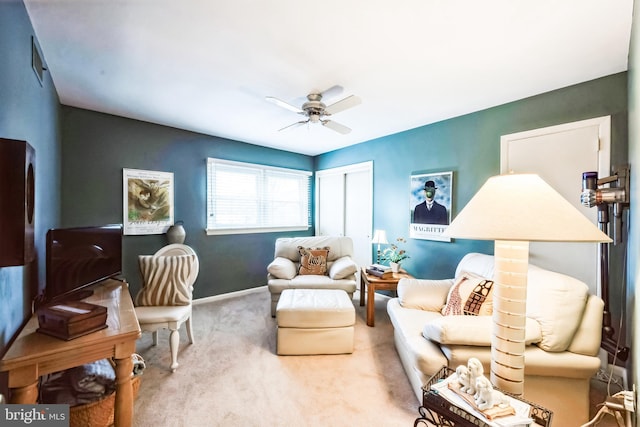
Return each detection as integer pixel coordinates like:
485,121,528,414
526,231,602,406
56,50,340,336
414,367,553,427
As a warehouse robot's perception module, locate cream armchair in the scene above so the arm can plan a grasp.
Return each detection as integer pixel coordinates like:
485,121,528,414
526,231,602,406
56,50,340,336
387,252,604,427
267,236,358,316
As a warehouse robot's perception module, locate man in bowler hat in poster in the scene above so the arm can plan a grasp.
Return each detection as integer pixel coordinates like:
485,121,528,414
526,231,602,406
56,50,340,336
413,180,449,225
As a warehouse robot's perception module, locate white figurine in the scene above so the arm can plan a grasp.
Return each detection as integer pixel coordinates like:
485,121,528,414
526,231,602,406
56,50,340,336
474,376,510,410
466,357,484,395
455,365,473,393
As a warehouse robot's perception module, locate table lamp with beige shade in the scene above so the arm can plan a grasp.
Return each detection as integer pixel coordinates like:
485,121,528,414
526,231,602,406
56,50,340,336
442,173,611,396
371,229,389,264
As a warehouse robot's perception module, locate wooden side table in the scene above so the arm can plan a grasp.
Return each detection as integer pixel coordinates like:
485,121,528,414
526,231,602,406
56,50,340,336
0,278,141,427
360,266,413,326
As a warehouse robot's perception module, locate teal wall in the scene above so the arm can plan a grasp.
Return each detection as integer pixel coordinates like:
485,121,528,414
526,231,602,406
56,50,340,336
60,107,314,299
59,74,628,343
0,1,61,358
317,73,628,283
59,74,629,330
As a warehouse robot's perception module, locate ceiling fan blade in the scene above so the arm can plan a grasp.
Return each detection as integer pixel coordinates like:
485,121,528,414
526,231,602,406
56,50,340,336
324,95,362,115
265,96,304,114
278,120,308,132
320,85,344,100
322,120,351,135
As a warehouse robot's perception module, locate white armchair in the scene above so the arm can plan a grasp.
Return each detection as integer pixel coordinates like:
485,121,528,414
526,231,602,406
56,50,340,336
134,244,199,372
267,236,358,316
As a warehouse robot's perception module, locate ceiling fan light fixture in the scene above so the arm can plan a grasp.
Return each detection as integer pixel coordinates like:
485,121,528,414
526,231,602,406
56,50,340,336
266,85,360,134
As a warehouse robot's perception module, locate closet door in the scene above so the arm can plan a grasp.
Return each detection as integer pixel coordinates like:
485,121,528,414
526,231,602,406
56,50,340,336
344,168,373,267
317,173,345,236
316,162,373,268
501,116,610,294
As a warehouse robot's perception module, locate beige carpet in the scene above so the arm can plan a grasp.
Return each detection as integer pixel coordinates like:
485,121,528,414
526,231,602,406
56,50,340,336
133,288,418,427
132,288,624,427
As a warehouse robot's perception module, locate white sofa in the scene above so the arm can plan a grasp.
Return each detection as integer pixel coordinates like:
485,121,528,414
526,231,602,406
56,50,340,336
387,252,604,427
267,236,358,316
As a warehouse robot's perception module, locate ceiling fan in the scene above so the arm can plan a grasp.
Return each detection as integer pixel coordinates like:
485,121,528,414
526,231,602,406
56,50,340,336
265,85,361,134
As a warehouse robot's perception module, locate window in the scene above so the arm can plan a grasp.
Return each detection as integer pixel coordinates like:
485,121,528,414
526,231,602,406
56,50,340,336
206,158,311,235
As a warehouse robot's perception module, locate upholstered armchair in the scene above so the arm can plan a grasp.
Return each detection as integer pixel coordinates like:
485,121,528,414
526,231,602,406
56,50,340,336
134,244,199,372
267,236,358,316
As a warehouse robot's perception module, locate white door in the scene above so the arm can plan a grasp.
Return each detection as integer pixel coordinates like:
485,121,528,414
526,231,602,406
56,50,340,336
501,116,610,295
316,162,373,269
345,169,373,268
317,173,344,236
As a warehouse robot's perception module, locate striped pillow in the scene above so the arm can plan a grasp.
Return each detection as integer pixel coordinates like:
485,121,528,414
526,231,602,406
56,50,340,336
135,254,196,306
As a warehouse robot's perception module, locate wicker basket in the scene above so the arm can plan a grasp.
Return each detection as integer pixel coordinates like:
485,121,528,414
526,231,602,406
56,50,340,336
69,375,141,427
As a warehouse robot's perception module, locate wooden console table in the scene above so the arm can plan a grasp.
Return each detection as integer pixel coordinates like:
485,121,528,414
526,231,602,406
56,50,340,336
0,278,141,426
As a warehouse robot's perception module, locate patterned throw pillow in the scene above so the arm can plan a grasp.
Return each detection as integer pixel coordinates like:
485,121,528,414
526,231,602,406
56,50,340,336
298,246,330,275
441,272,494,316
135,254,196,306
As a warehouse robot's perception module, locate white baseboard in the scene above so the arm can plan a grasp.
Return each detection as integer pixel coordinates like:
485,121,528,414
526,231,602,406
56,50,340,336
192,285,267,306
597,348,628,389
609,365,629,389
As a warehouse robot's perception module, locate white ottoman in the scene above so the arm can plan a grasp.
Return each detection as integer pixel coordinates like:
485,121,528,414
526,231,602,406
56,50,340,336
276,289,355,355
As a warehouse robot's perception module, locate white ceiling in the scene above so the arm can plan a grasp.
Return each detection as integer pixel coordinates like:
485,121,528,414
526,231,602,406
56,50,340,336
23,0,633,156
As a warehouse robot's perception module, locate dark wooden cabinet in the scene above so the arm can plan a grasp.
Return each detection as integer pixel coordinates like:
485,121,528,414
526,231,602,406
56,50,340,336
0,138,35,266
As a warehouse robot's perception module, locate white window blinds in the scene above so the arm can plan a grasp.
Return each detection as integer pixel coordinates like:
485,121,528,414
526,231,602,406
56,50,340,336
206,158,311,235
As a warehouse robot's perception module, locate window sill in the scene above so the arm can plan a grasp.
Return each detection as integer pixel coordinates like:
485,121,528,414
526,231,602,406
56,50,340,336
205,226,309,236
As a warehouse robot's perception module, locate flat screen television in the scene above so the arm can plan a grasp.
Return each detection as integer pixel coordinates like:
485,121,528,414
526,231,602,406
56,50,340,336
45,224,123,303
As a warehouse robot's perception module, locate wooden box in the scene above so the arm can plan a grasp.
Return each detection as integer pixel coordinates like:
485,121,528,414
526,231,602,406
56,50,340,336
37,301,108,340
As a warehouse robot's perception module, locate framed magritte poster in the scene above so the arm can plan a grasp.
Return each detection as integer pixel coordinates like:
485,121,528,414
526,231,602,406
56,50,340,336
123,168,174,235
409,170,453,242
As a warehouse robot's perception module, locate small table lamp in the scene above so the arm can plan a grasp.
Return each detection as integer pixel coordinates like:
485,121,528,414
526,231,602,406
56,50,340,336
442,173,611,396
371,229,389,264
